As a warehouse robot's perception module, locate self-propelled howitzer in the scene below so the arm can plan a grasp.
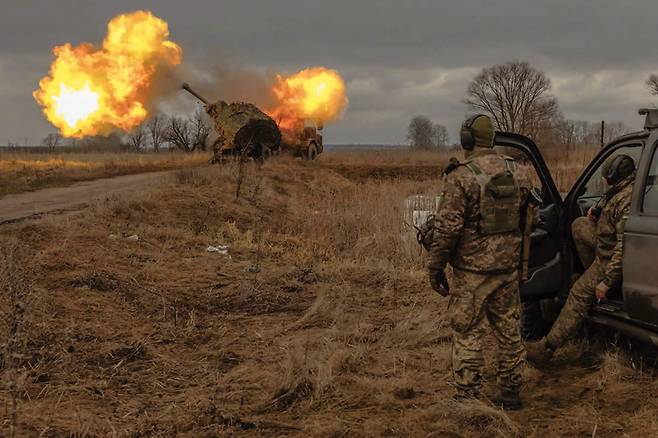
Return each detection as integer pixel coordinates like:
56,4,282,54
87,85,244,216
181,83,281,162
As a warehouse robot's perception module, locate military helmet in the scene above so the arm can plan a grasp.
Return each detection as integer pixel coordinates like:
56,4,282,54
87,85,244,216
602,154,635,185
460,114,494,150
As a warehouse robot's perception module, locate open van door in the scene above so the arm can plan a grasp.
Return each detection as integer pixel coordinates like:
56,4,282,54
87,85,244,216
621,117,658,330
494,132,568,301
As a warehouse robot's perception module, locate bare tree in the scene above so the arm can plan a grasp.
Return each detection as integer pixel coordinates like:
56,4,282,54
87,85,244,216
464,61,560,140
647,74,658,96
147,114,165,152
41,133,61,153
407,115,435,150
433,124,450,148
553,117,595,147
80,133,128,152
552,117,631,147
190,109,211,151
164,116,194,152
128,125,146,151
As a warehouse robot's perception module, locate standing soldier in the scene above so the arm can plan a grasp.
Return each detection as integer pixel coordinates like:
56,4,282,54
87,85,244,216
428,114,531,410
526,155,635,364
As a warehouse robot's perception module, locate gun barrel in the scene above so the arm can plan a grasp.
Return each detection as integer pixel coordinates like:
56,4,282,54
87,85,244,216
181,83,209,105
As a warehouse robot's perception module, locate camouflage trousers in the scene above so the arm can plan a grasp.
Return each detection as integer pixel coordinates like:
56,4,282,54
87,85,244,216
572,216,596,269
546,218,603,347
449,268,524,396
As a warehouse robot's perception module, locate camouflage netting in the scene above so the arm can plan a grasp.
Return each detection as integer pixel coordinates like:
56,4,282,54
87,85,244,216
206,101,281,161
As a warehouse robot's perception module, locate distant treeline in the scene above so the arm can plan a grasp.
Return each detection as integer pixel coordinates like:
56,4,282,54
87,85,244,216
0,143,446,155
325,144,413,151
0,144,180,154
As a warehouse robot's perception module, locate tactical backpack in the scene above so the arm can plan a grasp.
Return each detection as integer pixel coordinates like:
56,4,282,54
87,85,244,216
464,157,521,234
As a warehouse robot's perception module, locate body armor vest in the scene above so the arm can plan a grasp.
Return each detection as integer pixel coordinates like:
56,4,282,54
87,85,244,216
464,157,521,235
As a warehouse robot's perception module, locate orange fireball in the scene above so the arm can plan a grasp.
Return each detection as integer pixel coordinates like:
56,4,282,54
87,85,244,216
33,11,182,137
269,67,348,132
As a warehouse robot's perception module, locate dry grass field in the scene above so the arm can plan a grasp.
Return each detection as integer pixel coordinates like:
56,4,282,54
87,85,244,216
321,145,598,192
2,148,655,437
0,152,209,198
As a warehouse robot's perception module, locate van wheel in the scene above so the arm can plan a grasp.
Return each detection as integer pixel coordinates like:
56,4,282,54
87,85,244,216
306,143,318,160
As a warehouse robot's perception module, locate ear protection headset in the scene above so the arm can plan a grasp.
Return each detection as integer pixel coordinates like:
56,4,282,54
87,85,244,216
605,155,635,185
460,114,486,150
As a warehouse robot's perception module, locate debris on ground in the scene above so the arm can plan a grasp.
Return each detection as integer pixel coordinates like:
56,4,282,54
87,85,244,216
207,244,229,253
207,244,231,258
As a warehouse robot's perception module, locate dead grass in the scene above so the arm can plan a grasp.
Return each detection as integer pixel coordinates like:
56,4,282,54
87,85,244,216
541,144,599,193
322,149,452,166
0,243,32,438
0,151,209,198
323,144,598,192
0,150,654,437
0,144,596,200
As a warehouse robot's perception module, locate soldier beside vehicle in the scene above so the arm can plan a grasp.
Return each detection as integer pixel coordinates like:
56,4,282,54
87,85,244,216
525,155,636,364
423,114,636,410
425,114,532,410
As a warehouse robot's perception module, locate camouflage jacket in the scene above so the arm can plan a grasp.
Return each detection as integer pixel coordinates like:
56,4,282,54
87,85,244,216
596,174,634,288
428,149,532,276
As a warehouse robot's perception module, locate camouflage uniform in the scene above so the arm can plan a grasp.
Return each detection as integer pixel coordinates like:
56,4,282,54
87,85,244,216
572,216,596,269
545,174,634,347
429,148,531,398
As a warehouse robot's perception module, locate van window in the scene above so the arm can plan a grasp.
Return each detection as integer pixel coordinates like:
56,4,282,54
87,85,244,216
583,145,642,198
643,147,658,214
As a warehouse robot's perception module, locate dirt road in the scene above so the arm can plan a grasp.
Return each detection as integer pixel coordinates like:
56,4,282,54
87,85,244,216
0,170,174,224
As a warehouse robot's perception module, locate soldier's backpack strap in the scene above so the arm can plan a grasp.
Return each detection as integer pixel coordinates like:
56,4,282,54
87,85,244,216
462,161,488,192
464,160,483,176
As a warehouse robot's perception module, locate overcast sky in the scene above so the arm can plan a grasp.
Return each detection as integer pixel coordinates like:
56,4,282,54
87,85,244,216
1,0,657,145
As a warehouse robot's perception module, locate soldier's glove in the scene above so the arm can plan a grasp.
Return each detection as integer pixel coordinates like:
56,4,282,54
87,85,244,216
417,215,435,252
429,270,449,297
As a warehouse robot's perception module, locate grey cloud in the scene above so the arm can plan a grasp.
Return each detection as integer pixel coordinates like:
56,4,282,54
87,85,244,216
552,70,655,129
1,0,657,144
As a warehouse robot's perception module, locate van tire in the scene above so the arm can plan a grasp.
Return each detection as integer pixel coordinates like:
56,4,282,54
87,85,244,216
306,143,318,161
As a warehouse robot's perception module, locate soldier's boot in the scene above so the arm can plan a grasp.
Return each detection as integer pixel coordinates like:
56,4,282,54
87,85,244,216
525,338,555,366
452,388,480,402
494,389,522,411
